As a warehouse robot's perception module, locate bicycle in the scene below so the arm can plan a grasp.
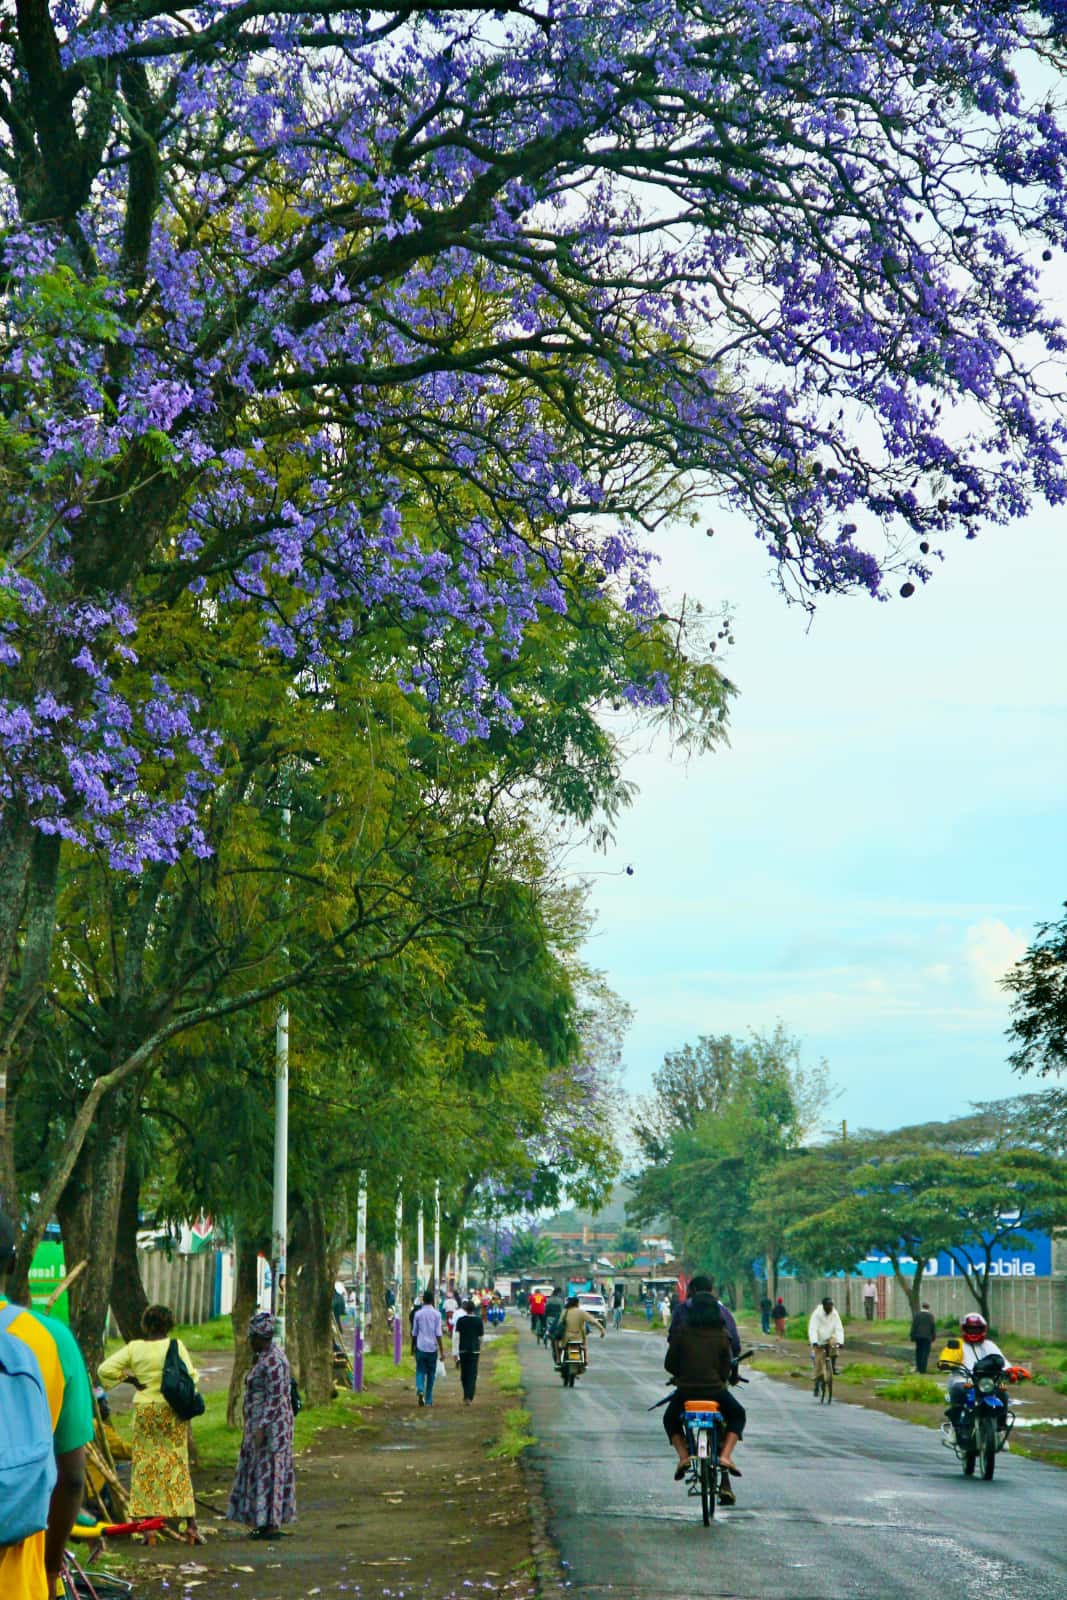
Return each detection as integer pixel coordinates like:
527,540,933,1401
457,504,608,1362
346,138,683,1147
812,1340,837,1404
682,1400,727,1526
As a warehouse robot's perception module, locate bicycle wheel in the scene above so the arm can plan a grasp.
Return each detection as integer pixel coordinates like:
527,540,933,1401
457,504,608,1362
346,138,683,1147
980,1415,996,1481
824,1367,833,1405
699,1455,715,1525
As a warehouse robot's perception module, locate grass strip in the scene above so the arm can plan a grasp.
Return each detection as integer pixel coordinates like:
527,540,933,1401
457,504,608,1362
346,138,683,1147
487,1328,536,1458
878,1376,944,1403
488,1406,538,1460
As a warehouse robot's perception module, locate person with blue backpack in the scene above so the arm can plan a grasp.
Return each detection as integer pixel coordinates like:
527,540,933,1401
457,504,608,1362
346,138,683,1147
0,1210,94,1600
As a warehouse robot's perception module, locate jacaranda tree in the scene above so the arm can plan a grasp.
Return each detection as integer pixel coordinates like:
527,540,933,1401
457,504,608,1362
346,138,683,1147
2,2,1067,1191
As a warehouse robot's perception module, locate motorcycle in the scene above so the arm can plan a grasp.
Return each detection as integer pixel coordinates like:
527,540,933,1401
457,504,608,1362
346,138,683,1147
560,1338,587,1387
939,1351,1030,1480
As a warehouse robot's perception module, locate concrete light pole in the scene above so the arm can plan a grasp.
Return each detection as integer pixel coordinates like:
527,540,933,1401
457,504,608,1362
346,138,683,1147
270,801,291,1348
353,1171,367,1392
393,1189,403,1366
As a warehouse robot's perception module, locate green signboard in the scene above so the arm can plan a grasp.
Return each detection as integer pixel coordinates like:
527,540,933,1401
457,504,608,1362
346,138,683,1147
29,1239,69,1325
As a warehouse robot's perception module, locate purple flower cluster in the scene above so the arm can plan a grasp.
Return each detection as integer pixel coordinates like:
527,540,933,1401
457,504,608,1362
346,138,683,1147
2,2,1067,866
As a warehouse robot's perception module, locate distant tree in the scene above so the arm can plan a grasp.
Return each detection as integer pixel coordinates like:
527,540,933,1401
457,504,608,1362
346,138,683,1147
629,1028,831,1302
1002,907,1067,1078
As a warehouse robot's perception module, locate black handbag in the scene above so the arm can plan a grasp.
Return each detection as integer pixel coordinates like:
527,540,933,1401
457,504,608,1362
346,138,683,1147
161,1338,206,1421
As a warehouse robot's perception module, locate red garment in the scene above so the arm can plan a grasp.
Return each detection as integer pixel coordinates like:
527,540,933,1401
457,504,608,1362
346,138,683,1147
529,1292,547,1315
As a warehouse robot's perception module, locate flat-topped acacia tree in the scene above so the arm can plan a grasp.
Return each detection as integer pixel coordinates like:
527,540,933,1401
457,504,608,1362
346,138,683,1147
2,1,1067,1147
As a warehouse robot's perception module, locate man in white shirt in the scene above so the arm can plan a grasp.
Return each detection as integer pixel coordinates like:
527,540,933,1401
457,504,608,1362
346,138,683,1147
862,1279,877,1321
808,1297,845,1395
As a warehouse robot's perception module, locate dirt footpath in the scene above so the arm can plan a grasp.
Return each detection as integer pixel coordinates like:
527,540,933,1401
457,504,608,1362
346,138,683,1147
108,1339,537,1600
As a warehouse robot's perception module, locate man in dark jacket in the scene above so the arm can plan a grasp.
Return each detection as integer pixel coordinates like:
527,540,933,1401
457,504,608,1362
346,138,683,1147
910,1303,937,1373
663,1291,745,1501
668,1275,740,1357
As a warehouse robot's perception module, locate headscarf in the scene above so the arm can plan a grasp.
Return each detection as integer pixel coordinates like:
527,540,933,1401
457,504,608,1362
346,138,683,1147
249,1310,275,1340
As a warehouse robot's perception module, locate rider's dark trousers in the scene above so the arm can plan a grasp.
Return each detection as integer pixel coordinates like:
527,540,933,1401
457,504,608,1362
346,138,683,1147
663,1387,746,1444
459,1352,480,1400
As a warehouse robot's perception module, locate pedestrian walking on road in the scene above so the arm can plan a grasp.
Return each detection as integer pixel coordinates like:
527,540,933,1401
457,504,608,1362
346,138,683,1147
412,1289,444,1407
772,1296,788,1337
227,1311,296,1541
454,1299,484,1403
612,1284,625,1331
863,1280,877,1321
910,1302,937,1373
759,1293,773,1334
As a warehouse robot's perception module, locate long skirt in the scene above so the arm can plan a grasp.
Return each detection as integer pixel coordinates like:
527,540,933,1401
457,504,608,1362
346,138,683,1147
227,1435,297,1529
130,1402,195,1518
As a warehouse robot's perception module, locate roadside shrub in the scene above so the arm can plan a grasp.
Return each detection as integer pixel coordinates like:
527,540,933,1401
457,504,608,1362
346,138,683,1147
880,1376,944,1403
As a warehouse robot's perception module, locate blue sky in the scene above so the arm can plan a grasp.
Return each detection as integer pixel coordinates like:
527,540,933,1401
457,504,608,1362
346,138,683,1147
571,505,1066,1133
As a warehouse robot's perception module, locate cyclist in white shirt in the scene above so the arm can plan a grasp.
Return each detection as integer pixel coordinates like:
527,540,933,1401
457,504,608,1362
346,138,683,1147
808,1297,844,1395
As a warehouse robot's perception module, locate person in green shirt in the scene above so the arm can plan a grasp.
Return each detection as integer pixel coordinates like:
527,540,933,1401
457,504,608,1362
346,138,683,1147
0,1212,94,1600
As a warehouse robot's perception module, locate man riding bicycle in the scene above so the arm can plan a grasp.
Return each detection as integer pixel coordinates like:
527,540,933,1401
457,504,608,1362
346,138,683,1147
807,1296,844,1396
529,1288,548,1342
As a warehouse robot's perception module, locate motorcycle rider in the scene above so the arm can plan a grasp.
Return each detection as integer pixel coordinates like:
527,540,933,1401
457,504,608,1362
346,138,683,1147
557,1295,605,1369
945,1313,1005,1439
545,1285,565,1361
807,1296,844,1395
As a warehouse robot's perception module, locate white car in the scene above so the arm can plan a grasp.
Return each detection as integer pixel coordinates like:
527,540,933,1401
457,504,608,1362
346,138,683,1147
578,1292,607,1321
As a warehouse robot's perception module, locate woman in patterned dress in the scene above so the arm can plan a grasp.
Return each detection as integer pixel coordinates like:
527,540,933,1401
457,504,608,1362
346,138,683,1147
97,1303,203,1544
227,1311,296,1539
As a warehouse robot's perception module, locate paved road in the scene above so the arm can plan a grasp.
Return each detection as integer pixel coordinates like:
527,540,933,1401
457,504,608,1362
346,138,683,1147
522,1326,1066,1599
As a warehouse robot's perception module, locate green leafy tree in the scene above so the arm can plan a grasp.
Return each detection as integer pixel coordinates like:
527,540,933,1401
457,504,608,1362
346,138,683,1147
1002,906,1067,1079
628,1028,829,1303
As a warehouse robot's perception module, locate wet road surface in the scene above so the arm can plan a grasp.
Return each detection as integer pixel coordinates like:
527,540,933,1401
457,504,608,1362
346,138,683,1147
522,1325,1066,1599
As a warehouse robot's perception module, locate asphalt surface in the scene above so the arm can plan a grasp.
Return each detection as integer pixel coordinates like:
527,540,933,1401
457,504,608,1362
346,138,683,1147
521,1325,1067,1600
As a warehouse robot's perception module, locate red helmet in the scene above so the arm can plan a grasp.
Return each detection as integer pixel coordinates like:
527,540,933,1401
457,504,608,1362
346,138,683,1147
961,1313,988,1345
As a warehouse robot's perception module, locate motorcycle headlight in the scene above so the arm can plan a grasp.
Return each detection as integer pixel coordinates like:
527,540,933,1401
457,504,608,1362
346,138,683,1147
977,1378,995,1394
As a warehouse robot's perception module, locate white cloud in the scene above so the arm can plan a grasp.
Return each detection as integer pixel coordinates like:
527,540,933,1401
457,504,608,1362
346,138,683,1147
964,919,1027,1002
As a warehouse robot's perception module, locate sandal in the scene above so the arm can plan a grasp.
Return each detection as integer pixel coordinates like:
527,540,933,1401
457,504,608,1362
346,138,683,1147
721,1462,742,1477
673,1460,690,1481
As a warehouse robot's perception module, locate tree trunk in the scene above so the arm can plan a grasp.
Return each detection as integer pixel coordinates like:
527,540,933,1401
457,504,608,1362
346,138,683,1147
289,1195,335,1406
56,1146,92,1333
109,1153,149,1341
368,1245,388,1358
227,1227,261,1426
71,1090,132,1372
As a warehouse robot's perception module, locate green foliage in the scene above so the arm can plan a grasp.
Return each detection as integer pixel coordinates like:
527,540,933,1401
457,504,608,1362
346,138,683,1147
491,1331,524,1397
835,1364,899,1385
173,1317,235,1352
487,1407,537,1459
628,1027,832,1297
879,1376,944,1403
1002,906,1067,1077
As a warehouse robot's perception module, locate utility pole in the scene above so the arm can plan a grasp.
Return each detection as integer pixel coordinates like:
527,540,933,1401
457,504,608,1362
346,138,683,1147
393,1189,403,1366
270,799,291,1348
354,1171,367,1392
417,1204,425,1298
460,1219,468,1297
841,1119,851,1319
433,1181,441,1297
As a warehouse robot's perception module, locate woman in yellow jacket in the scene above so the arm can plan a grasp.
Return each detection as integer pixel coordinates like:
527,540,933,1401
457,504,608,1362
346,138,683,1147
97,1303,203,1544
